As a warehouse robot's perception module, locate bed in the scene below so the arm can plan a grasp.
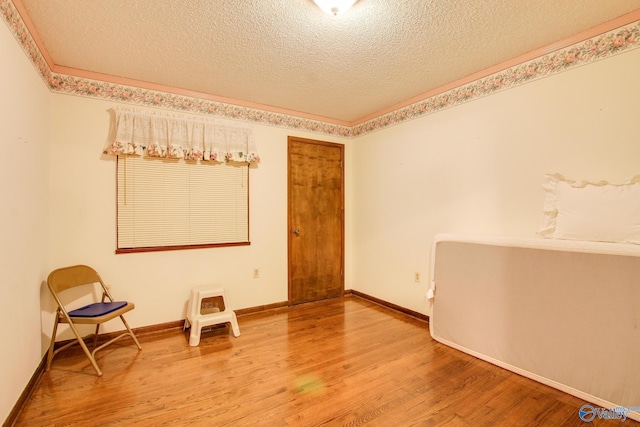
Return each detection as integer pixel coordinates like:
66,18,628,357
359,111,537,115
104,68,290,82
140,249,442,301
428,233,640,421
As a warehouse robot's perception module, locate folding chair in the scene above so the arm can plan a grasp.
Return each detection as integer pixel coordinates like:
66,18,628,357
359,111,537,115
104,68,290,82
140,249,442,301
46,265,141,376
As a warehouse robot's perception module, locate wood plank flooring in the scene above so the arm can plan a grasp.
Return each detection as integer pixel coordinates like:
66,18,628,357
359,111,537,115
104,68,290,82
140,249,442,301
15,296,637,426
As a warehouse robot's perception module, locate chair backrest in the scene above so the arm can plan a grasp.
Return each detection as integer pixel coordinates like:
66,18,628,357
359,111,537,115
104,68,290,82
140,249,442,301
47,265,104,294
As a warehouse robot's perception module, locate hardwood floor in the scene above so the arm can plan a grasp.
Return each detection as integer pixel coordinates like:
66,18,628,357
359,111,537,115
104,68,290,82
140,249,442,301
15,296,637,426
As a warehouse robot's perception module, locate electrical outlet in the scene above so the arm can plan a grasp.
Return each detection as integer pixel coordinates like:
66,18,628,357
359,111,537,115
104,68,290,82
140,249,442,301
253,268,260,279
414,272,420,283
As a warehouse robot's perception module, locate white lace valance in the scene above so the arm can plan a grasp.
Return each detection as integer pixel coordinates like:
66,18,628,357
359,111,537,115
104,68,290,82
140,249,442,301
103,108,260,164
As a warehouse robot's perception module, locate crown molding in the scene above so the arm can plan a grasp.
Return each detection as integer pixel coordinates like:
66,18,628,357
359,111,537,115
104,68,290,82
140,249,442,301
3,0,640,138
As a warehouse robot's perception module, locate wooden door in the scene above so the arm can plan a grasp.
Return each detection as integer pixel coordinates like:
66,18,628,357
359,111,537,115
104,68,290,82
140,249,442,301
288,136,344,305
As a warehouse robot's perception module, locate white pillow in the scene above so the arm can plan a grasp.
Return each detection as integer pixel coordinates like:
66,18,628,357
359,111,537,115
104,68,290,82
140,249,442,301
539,174,640,244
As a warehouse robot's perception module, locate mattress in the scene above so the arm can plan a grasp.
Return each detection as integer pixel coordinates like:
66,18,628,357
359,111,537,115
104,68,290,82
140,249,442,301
429,234,640,421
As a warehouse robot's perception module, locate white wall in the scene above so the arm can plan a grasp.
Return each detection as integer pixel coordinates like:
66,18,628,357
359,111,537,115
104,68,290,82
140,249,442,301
351,48,640,315
5,10,640,421
47,95,351,334
0,22,51,421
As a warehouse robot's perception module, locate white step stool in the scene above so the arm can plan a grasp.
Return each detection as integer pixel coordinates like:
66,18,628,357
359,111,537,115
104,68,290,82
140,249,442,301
185,286,240,346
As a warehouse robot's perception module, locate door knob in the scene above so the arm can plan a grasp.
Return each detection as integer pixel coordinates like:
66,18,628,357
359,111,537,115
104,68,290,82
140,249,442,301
292,228,300,235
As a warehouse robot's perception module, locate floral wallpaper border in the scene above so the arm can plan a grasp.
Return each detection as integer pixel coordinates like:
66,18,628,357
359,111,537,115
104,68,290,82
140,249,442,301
351,22,640,137
2,0,639,139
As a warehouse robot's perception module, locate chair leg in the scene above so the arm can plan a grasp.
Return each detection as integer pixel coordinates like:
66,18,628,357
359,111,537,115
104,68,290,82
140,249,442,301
93,324,100,347
45,315,60,372
66,321,103,376
47,313,140,377
119,315,142,350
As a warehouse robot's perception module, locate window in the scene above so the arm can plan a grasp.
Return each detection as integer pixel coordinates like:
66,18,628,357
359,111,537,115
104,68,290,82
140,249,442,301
116,156,249,253
104,108,259,253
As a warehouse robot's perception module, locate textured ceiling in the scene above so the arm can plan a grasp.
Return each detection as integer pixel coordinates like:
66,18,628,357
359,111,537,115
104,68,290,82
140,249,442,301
17,0,640,123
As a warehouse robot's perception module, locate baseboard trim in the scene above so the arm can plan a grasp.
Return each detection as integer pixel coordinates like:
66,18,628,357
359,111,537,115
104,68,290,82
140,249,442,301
235,301,289,316
132,320,185,336
347,289,430,323
3,355,46,427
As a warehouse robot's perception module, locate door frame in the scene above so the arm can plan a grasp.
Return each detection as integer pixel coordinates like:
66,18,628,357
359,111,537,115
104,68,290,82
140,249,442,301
287,136,345,305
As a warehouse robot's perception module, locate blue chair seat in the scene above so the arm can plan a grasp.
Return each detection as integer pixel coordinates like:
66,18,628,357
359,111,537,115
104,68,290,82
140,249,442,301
68,301,128,318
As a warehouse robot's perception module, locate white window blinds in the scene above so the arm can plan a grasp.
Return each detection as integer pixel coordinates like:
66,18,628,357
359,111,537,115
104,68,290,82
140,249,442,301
117,156,249,252
103,108,257,253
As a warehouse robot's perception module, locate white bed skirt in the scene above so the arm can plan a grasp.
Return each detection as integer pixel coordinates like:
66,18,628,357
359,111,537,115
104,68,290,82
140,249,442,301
429,234,640,422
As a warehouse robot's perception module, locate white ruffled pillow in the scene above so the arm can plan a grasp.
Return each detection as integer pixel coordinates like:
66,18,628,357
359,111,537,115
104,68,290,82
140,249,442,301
539,174,640,244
